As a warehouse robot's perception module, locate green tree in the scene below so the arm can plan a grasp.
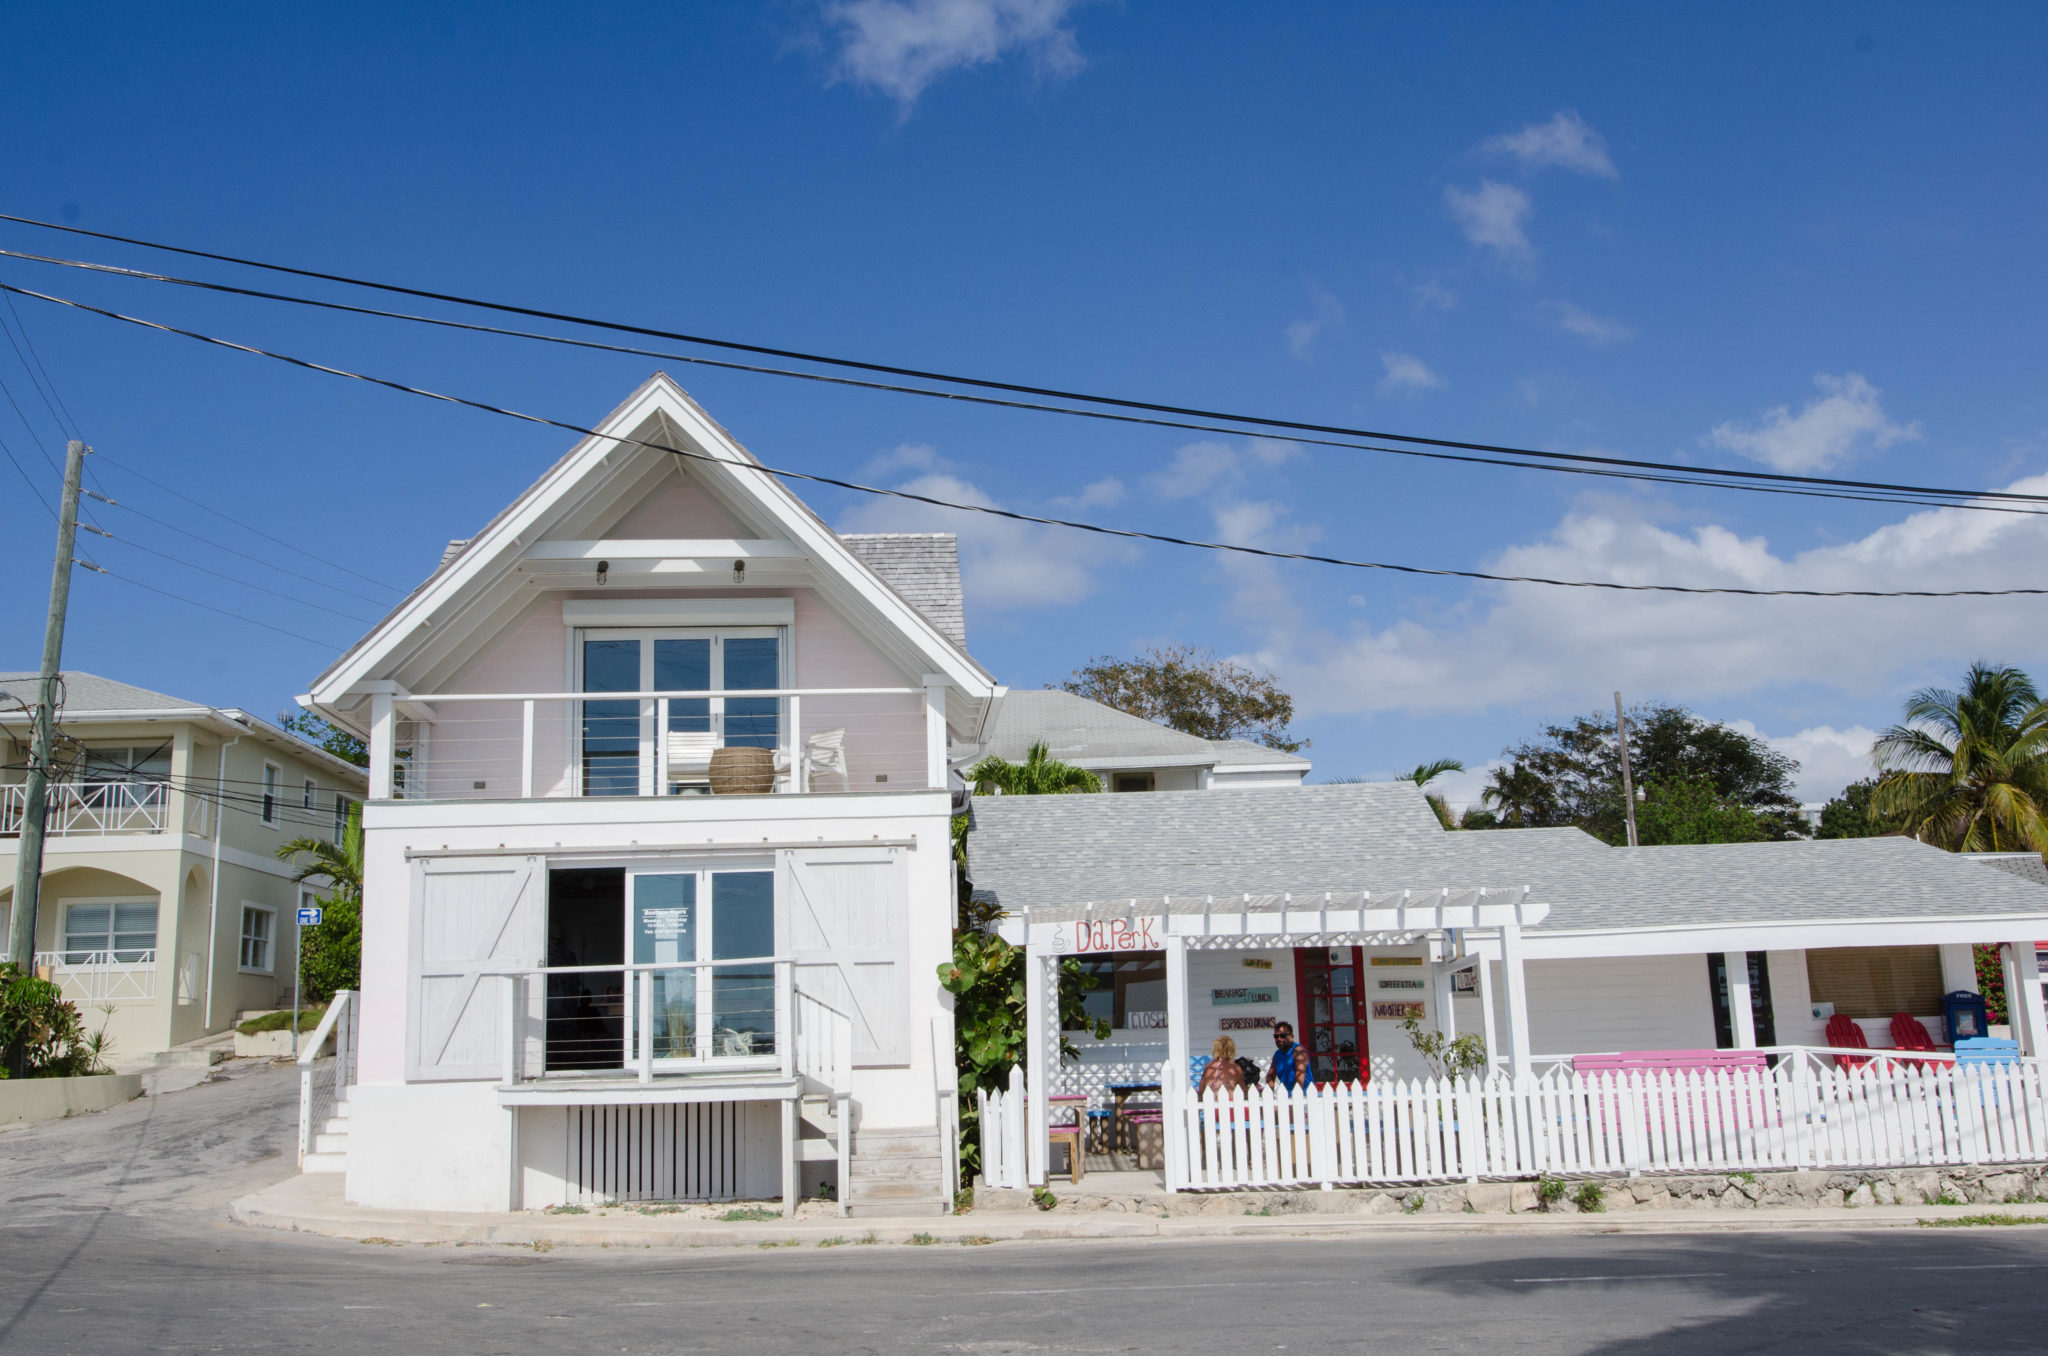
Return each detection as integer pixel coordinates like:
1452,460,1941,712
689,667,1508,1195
277,802,364,1003
966,741,1103,795
1631,777,1775,845
1872,662,2048,855
1402,758,1465,830
279,710,368,768
1503,704,1803,844
1062,645,1307,753
1814,778,1907,839
1480,763,1554,828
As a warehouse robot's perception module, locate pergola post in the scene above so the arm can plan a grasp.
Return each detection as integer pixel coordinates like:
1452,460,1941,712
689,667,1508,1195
2007,941,2048,1057
1725,952,1757,1049
1431,942,1456,1041
1024,949,1052,1187
1165,934,1190,1091
1498,920,1534,1082
1478,956,1498,1075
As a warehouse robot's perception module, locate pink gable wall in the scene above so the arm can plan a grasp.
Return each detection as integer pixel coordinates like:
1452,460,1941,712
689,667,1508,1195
609,474,752,538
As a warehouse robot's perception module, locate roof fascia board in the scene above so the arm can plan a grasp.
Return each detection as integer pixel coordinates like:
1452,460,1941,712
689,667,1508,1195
1512,913,2048,959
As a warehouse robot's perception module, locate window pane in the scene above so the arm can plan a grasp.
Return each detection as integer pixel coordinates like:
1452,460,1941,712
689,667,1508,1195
711,872,775,1054
582,638,643,798
633,874,697,1059
654,639,712,734
722,638,780,750
64,905,110,960
112,903,158,960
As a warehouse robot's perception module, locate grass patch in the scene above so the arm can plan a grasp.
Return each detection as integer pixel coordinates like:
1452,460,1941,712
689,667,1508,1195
1031,1186,1058,1212
1244,1205,1275,1217
1933,1191,1966,1206
236,1009,325,1035
1727,1171,1758,1186
544,1204,588,1215
1920,1214,2048,1228
357,1237,401,1246
953,1187,974,1215
1534,1174,1566,1211
631,1204,684,1216
817,1236,849,1248
909,1232,939,1246
957,1235,996,1246
757,1239,800,1249
719,1206,780,1223
856,1231,879,1245
1572,1182,1606,1214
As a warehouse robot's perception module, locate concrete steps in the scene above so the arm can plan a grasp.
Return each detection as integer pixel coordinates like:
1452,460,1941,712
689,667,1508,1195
154,1033,233,1068
844,1124,948,1218
302,1098,349,1174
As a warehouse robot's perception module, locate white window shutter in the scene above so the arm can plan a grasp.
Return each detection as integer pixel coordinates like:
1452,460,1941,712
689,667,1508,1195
777,846,908,1066
408,855,545,1081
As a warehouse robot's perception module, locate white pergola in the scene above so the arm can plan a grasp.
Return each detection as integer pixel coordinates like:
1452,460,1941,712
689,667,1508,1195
997,886,1547,1188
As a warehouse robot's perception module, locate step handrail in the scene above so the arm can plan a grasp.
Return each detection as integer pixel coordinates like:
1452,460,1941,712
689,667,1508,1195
296,990,356,1167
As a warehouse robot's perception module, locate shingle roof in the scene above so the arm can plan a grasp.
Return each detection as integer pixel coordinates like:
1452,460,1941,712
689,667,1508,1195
965,782,2048,933
968,688,1310,770
1970,853,2048,889
0,671,204,714
838,533,966,648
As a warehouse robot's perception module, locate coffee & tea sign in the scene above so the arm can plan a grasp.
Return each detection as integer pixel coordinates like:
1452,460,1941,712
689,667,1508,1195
1049,916,1161,954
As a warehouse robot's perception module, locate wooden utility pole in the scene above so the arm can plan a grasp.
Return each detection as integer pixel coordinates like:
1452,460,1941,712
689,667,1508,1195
1614,690,1639,848
9,440,87,969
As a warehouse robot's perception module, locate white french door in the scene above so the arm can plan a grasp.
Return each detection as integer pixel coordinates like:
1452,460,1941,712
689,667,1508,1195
578,628,785,797
623,865,778,1067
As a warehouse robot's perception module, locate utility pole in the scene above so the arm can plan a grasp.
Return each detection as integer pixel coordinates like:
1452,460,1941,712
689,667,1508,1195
1614,690,1639,849
9,440,87,970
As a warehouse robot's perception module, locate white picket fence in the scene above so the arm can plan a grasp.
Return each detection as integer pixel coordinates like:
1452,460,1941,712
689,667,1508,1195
978,1067,1030,1190
1168,1062,2048,1190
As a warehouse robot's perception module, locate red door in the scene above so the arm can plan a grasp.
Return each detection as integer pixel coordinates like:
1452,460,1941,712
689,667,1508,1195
1293,946,1370,1085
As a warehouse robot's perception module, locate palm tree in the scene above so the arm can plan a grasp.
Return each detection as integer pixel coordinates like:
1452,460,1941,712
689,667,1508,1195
1402,758,1465,830
277,802,363,905
966,741,1102,795
1481,763,1551,827
1872,662,2048,855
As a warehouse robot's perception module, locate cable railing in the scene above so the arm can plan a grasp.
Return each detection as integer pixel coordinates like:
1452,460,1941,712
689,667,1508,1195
1,781,169,836
391,686,935,800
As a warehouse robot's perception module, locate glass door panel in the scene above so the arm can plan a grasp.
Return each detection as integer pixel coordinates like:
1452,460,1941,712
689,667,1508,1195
710,871,776,1056
721,637,781,750
1294,946,1368,1085
631,873,698,1060
581,638,642,797
654,638,714,796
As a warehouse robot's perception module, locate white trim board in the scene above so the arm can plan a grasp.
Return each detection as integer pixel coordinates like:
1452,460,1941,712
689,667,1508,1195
563,598,796,627
1513,914,2048,960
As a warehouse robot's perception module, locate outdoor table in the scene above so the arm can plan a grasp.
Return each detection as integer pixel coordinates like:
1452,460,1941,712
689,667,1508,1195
1107,1081,1161,1154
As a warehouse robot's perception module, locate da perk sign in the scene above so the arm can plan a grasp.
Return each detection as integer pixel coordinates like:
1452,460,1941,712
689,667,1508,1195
1049,916,1161,954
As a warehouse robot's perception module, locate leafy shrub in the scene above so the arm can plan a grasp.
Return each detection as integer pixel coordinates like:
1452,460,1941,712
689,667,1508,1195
236,1009,326,1036
1534,1174,1566,1211
0,963,112,1078
1572,1181,1606,1213
1031,1186,1058,1212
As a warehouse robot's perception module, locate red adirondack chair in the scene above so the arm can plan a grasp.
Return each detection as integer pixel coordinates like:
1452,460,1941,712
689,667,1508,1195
1826,1013,1872,1071
1889,1013,1946,1069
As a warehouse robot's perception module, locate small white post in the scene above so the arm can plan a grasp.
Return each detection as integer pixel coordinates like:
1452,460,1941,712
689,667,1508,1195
1024,949,1050,1186
776,960,794,1079
922,675,948,792
520,699,535,798
781,1098,799,1217
1499,919,1534,1083
502,974,521,1085
1725,952,1758,1049
2010,941,2048,1057
1165,932,1190,1192
368,691,396,799
1431,954,1456,1041
637,969,654,1085
1478,954,1498,1076
789,694,805,793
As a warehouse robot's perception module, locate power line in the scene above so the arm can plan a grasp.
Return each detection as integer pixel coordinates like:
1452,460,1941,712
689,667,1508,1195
93,494,400,607
85,565,346,648
0,291,79,444
6,247,2042,521
3,240,2046,515
14,277,2048,602
86,530,383,624
0,286,82,440
0,430,54,517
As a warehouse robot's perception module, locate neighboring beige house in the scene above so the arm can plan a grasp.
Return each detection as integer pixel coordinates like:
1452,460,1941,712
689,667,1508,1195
960,688,1310,791
0,672,368,1059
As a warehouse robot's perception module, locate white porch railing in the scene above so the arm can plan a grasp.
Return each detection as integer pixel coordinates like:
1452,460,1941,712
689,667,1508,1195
33,950,157,1003
390,687,935,801
795,991,855,1217
297,991,359,1167
979,1066,1030,1191
1166,1059,2048,1191
2,781,168,836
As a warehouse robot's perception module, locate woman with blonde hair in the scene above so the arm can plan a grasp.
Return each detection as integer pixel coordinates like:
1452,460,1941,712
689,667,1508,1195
1197,1034,1247,1096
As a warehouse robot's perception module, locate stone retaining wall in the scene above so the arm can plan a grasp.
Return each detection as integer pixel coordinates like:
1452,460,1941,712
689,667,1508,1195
0,1072,144,1126
977,1164,2048,1218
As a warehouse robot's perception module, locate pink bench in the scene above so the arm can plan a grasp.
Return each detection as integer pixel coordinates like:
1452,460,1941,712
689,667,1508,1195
1574,1049,1770,1077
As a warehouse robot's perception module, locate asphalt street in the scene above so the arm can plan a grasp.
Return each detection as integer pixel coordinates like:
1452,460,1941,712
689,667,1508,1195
4,1066,2048,1354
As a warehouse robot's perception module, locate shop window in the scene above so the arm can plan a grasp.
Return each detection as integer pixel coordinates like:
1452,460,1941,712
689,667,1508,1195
1806,946,1944,1018
1064,953,1166,1030
1111,772,1155,793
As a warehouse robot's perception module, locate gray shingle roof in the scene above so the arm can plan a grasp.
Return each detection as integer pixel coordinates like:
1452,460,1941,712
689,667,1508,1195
839,533,966,648
1970,854,2048,889
0,671,204,714
965,782,2048,933
968,688,1309,770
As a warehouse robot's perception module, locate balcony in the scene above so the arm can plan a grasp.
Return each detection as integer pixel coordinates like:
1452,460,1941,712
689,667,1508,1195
1,781,169,838
32,950,158,1003
385,686,942,802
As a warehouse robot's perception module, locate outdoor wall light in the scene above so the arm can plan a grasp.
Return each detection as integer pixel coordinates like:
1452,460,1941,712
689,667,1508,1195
732,558,746,584
596,559,609,586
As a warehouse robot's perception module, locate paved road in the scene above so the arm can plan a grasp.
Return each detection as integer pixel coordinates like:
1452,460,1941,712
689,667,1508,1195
5,1068,2048,1353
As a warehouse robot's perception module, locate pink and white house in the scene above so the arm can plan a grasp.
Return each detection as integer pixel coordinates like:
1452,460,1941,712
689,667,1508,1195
299,375,1002,1215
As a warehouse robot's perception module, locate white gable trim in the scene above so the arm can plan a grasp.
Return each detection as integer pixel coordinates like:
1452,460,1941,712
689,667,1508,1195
562,598,796,628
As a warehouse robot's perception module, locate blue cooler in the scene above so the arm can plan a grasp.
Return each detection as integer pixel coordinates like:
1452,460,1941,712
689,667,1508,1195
1943,990,1990,1045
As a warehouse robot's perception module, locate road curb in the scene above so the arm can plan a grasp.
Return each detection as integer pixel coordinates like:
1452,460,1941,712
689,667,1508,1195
228,1175,2048,1250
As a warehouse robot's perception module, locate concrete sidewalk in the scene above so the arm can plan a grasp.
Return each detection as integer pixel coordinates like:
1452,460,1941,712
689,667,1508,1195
230,1174,2048,1250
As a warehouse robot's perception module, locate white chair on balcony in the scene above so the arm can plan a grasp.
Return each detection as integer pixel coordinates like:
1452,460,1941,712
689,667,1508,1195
775,728,847,791
665,731,720,786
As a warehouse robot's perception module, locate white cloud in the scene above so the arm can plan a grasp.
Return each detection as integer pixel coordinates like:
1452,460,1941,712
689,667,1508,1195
1706,373,1920,473
1053,476,1124,509
1542,301,1634,346
1145,439,1298,500
1724,720,1879,804
838,470,1122,609
862,442,946,477
825,0,1087,108
1482,110,1618,178
1378,351,1445,394
1444,180,1533,259
1407,274,1458,312
1235,472,2048,723
1285,284,1345,359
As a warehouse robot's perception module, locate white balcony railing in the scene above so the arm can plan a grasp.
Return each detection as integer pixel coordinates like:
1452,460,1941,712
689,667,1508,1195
389,687,939,801
33,950,157,1003
2,781,169,837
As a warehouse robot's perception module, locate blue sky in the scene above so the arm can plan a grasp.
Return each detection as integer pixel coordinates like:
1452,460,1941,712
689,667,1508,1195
3,2,2047,805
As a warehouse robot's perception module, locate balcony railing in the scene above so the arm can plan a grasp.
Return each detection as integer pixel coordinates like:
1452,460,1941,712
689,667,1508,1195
389,687,938,801
33,950,157,1003
2,781,169,837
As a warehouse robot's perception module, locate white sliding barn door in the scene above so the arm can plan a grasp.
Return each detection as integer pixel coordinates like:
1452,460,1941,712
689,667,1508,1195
408,855,545,1081
778,846,909,1066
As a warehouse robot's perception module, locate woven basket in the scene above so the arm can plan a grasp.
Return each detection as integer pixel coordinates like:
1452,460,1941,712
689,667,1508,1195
707,745,776,795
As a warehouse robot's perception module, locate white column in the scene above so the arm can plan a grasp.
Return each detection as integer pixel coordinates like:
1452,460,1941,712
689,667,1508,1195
1165,935,1190,1090
1939,943,1978,997
1498,920,1533,1081
1725,952,1757,1049
1431,955,1456,1040
1024,948,1050,1187
922,675,948,792
1477,957,1498,1075
2009,942,2048,1057
368,691,396,799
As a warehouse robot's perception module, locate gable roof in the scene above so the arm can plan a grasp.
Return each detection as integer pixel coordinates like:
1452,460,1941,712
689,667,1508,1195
966,688,1310,772
303,375,998,733
966,782,2048,940
0,671,199,714
840,534,966,648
